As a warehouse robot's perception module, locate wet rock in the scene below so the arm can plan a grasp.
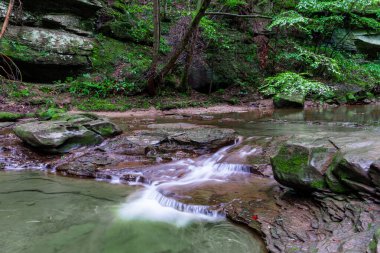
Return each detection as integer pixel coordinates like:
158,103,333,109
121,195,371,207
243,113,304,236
13,113,121,153
52,123,236,178
225,189,380,253
146,123,236,150
120,173,148,184
271,132,380,196
273,94,305,108
218,136,288,177
369,162,380,187
56,153,115,177
271,138,338,191
330,134,380,194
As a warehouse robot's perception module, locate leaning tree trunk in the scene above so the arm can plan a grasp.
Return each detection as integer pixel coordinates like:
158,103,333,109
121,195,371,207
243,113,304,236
147,0,211,96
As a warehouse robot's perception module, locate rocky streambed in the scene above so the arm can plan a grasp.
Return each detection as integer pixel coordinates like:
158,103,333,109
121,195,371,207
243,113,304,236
1,105,380,253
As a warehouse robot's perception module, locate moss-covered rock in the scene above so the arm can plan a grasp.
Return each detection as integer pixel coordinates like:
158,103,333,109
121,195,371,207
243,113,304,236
13,113,121,153
0,112,25,122
273,94,305,108
271,138,340,191
1,25,96,82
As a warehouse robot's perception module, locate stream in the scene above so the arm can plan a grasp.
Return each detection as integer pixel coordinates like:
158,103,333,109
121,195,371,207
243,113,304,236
1,105,380,253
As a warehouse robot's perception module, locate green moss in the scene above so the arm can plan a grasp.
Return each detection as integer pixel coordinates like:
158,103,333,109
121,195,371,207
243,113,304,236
325,153,348,193
272,145,309,174
90,35,151,80
74,97,132,111
310,179,326,190
0,112,25,122
0,39,33,61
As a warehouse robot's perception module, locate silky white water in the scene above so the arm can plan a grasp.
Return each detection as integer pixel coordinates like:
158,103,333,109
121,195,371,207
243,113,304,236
118,137,254,226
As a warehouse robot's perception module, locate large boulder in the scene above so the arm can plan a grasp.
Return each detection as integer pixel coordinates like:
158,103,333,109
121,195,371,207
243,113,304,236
271,132,380,196
332,29,380,58
330,134,380,195
1,25,96,82
13,113,121,153
273,94,305,108
271,137,338,191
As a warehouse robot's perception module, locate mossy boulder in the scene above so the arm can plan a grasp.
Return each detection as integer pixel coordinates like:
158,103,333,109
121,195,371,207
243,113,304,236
1,25,96,82
273,94,305,108
271,138,339,191
271,132,380,196
13,113,121,153
0,112,25,122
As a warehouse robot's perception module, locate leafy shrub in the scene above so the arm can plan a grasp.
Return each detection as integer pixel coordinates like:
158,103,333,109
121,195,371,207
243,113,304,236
276,46,342,79
69,75,137,98
259,72,334,98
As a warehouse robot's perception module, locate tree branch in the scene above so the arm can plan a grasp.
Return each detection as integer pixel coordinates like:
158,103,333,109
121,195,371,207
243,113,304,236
0,0,15,39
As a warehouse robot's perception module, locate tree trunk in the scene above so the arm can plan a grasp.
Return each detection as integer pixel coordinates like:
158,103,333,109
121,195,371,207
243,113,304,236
147,0,161,96
180,30,198,93
0,0,15,39
147,0,211,96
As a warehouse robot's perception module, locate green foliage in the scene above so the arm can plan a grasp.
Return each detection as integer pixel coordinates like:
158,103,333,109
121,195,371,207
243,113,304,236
38,108,66,120
10,88,31,98
269,11,310,31
75,97,132,111
277,46,342,79
260,72,334,98
68,74,137,98
270,0,380,37
224,0,246,8
332,52,380,87
200,18,234,49
106,2,153,43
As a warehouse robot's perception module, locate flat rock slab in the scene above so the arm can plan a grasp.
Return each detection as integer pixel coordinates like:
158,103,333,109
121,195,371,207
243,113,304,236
54,123,237,178
13,113,121,153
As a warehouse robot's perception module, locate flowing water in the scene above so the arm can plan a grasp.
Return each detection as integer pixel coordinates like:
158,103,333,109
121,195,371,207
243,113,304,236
1,104,380,253
0,171,264,253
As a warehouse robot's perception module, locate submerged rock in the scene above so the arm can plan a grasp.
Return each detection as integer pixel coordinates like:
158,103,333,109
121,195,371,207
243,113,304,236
13,113,121,153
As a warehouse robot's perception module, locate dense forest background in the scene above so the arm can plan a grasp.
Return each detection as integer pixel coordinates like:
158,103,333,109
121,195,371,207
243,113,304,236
0,0,379,112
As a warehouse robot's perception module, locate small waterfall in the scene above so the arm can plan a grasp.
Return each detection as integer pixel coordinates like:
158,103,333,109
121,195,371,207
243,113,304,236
152,191,223,217
119,137,246,226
